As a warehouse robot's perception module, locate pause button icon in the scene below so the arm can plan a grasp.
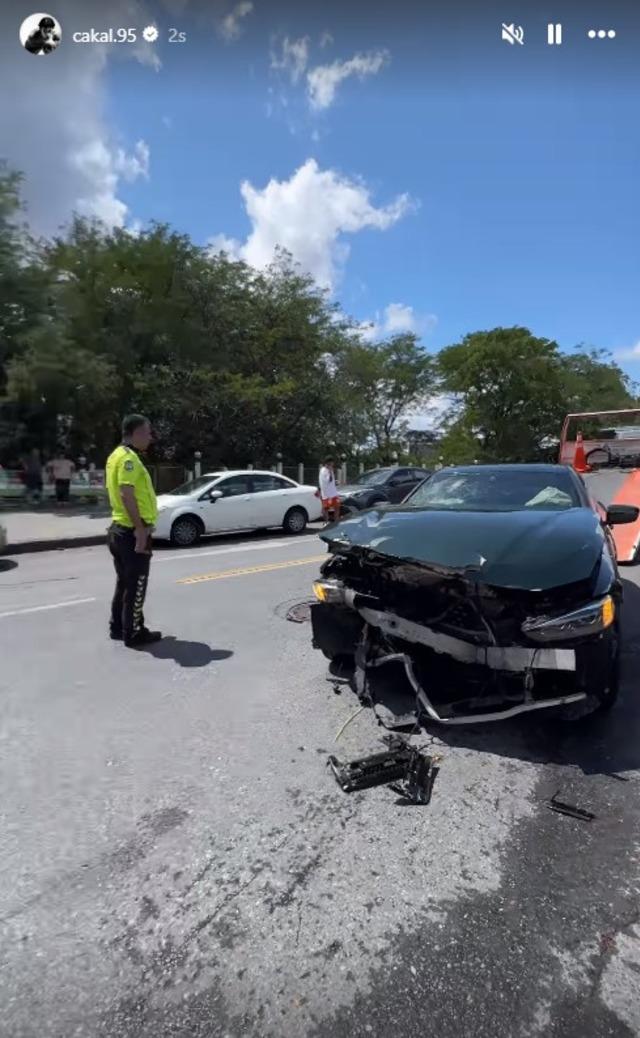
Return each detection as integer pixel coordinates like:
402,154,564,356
547,22,562,44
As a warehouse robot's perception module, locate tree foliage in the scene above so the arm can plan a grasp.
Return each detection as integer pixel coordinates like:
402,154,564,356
1,165,637,469
438,328,637,463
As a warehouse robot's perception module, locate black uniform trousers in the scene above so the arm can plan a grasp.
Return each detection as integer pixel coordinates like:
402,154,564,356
108,523,152,640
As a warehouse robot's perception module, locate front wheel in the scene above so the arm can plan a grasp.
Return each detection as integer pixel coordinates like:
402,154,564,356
170,517,202,547
556,628,620,721
283,507,307,535
592,627,621,714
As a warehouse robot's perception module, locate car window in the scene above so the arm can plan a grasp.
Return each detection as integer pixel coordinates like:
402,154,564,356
171,475,221,495
406,469,580,512
251,474,294,492
355,468,392,486
216,476,252,498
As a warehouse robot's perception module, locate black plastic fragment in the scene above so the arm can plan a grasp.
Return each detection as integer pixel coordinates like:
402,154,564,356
547,791,595,822
328,740,438,805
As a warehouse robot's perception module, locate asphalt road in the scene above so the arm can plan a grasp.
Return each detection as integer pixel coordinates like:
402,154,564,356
1,530,639,1038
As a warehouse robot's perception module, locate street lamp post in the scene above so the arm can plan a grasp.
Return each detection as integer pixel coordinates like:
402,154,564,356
194,450,202,479
276,452,283,475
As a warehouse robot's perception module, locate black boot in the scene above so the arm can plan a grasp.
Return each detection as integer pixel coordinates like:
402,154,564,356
125,628,163,648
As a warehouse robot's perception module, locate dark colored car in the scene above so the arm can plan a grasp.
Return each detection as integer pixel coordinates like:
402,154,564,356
338,466,431,515
311,464,638,724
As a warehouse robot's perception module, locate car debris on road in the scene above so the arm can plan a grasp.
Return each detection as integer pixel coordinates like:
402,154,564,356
546,791,596,822
328,736,440,805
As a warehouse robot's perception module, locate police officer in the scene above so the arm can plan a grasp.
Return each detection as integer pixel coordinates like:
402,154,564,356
106,415,162,647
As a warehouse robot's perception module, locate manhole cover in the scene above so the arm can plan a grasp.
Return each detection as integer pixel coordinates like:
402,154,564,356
285,600,315,623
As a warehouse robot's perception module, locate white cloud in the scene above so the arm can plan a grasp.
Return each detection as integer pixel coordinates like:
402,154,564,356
320,31,334,49
360,304,437,342
270,36,310,83
409,394,457,432
114,140,150,182
207,233,243,259
219,1,254,42
307,50,390,111
208,159,414,290
614,341,640,361
70,138,149,226
0,0,160,236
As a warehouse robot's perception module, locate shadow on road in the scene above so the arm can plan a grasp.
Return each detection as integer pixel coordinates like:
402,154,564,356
138,637,233,669
425,578,640,778
0,559,18,572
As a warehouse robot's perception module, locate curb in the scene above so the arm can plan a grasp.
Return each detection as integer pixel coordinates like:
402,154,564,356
6,534,107,556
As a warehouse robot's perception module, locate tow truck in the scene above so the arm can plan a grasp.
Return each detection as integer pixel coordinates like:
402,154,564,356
560,408,640,563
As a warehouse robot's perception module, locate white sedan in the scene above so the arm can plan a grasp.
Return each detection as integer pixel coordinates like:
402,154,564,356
153,470,324,547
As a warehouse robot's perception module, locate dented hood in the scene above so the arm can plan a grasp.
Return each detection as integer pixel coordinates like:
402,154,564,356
319,506,606,591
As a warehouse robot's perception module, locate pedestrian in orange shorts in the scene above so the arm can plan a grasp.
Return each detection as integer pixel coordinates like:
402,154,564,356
319,457,340,524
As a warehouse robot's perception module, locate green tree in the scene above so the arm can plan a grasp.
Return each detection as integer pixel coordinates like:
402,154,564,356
438,327,567,462
0,164,55,456
337,333,437,456
6,325,119,457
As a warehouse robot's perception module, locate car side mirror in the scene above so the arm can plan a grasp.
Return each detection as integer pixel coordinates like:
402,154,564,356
209,489,224,501
606,504,639,525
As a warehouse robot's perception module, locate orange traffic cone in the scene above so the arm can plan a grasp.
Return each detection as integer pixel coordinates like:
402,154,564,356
573,431,591,474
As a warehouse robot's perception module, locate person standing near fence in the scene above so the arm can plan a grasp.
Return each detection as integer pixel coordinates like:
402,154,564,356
105,415,162,648
23,448,43,504
49,449,75,503
319,457,340,524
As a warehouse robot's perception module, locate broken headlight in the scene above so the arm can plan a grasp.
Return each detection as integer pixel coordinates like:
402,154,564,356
313,579,346,605
521,595,615,643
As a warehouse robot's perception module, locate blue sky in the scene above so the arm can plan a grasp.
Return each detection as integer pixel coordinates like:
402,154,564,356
3,0,640,372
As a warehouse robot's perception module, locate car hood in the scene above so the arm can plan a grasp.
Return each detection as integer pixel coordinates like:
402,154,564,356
156,493,188,508
320,506,605,591
339,483,379,497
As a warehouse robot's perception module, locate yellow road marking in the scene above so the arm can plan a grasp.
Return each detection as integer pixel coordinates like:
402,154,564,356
178,555,326,585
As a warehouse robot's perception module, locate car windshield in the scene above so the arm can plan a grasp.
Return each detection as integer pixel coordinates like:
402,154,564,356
168,475,221,496
354,468,392,486
405,469,580,512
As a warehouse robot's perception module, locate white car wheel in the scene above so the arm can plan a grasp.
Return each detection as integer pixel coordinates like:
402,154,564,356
170,517,202,547
283,507,307,535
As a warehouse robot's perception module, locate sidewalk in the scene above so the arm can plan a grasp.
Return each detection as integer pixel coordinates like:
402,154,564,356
1,506,111,554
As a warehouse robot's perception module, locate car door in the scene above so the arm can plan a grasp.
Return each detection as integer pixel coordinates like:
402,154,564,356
198,474,254,532
386,468,420,503
250,473,298,526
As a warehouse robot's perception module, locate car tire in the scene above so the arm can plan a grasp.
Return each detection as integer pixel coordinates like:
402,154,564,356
340,502,358,517
170,516,202,547
556,625,621,722
592,626,621,714
283,507,307,535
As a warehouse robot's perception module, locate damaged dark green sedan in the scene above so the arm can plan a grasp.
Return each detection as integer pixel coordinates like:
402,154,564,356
311,464,638,724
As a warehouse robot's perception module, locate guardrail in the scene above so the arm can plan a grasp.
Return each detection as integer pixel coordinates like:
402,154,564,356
0,470,106,499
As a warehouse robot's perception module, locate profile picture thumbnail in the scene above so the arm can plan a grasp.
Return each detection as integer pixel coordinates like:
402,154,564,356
20,12,62,55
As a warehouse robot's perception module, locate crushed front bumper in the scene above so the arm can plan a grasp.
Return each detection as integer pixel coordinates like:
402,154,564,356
311,599,614,724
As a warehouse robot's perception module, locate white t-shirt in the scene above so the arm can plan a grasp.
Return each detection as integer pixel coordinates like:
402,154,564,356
319,465,338,499
51,458,74,480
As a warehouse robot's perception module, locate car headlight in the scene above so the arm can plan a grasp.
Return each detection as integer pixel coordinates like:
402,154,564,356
313,579,345,604
521,595,615,643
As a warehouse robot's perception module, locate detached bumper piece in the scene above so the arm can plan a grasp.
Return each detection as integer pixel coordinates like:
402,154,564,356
546,791,595,822
328,739,439,805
